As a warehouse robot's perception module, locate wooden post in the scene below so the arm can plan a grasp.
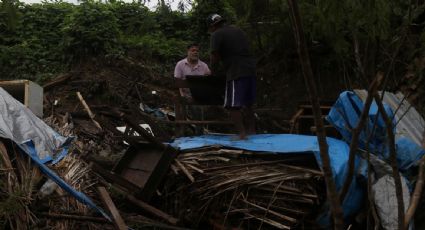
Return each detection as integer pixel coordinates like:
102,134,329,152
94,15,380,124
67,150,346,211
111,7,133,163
174,96,185,137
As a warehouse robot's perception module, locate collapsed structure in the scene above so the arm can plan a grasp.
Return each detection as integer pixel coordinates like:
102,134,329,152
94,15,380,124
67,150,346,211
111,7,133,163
0,78,424,230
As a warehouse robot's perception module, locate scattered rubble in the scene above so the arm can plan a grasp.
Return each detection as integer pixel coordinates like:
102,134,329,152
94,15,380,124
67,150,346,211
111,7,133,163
1,58,425,230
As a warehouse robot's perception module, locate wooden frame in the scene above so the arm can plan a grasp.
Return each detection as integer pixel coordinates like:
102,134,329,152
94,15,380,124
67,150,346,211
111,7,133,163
0,80,43,117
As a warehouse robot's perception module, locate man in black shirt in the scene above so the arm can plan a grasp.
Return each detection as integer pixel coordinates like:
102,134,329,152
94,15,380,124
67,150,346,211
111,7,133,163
207,13,256,139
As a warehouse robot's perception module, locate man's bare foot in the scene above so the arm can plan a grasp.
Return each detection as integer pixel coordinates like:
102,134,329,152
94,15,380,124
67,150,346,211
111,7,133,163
231,133,247,140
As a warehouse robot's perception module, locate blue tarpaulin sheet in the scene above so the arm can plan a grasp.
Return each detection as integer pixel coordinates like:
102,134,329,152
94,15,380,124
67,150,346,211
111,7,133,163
326,91,393,157
327,91,425,171
22,141,110,220
0,88,110,221
171,134,365,223
171,90,425,227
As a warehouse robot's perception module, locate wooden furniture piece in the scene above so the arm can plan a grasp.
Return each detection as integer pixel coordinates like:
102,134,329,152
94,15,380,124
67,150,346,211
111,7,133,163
289,101,339,137
0,80,43,117
112,143,176,201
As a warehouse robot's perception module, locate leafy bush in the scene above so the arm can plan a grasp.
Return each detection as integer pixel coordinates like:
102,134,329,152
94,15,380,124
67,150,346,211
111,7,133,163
110,1,154,35
62,1,122,62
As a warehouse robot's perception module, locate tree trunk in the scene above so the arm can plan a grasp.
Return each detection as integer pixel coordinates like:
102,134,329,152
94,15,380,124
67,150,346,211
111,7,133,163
339,73,383,203
373,93,405,230
286,0,344,229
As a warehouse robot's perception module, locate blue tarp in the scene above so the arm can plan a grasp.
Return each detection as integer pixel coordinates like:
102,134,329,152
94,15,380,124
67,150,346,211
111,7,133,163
326,91,393,157
23,141,110,220
171,134,366,223
327,91,425,171
396,137,425,171
171,91,425,227
326,91,425,229
0,88,110,221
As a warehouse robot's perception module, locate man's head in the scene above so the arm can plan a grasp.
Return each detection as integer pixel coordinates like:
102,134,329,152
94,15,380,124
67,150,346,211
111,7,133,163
207,13,225,33
186,43,199,63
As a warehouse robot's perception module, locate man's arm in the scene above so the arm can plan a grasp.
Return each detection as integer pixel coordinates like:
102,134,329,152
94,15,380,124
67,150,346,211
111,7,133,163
210,50,220,75
174,61,188,97
174,61,183,79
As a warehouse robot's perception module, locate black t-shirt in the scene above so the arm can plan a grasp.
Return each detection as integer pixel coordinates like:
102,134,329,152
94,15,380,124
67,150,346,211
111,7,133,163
210,25,256,81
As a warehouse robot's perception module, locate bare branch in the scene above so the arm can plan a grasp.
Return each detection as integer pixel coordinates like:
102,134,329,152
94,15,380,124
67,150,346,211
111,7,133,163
373,93,405,230
286,0,344,228
404,155,425,228
339,73,383,202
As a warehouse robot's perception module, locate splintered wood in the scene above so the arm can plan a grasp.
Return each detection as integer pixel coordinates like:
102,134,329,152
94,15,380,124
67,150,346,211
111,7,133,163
167,148,324,229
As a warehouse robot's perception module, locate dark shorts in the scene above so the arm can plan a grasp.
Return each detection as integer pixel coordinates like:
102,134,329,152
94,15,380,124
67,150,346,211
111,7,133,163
224,76,256,108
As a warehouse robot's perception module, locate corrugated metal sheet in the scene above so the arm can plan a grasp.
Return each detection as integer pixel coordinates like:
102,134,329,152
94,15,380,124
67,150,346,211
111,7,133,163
354,89,425,147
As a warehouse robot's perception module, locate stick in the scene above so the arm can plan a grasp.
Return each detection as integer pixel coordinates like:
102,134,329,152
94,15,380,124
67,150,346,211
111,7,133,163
404,155,425,228
97,186,127,230
373,93,405,230
185,164,204,174
241,199,297,223
340,73,383,203
126,194,179,225
175,159,195,182
287,0,344,228
244,212,291,229
76,92,102,130
38,212,110,223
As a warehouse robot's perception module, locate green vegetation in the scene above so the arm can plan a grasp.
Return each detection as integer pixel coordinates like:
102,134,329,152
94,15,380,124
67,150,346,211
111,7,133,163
0,0,425,109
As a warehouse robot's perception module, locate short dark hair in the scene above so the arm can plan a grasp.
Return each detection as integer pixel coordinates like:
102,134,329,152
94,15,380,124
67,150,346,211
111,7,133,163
187,43,199,50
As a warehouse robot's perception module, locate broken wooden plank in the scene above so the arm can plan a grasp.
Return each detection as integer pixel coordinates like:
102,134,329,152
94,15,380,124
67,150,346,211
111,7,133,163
97,186,127,230
126,194,179,225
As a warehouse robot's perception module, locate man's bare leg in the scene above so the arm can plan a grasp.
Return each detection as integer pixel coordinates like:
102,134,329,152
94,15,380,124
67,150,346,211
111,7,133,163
230,109,246,139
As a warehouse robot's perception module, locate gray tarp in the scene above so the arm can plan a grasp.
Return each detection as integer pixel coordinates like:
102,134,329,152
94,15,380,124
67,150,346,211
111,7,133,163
370,155,411,230
0,87,72,162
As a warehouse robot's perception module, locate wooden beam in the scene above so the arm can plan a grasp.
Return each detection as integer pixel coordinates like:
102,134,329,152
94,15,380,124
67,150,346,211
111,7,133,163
97,187,127,230
126,194,179,225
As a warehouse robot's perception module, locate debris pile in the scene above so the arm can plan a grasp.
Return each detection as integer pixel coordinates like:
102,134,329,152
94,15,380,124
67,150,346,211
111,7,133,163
0,139,101,229
1,58,425,229
164,147,324,229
